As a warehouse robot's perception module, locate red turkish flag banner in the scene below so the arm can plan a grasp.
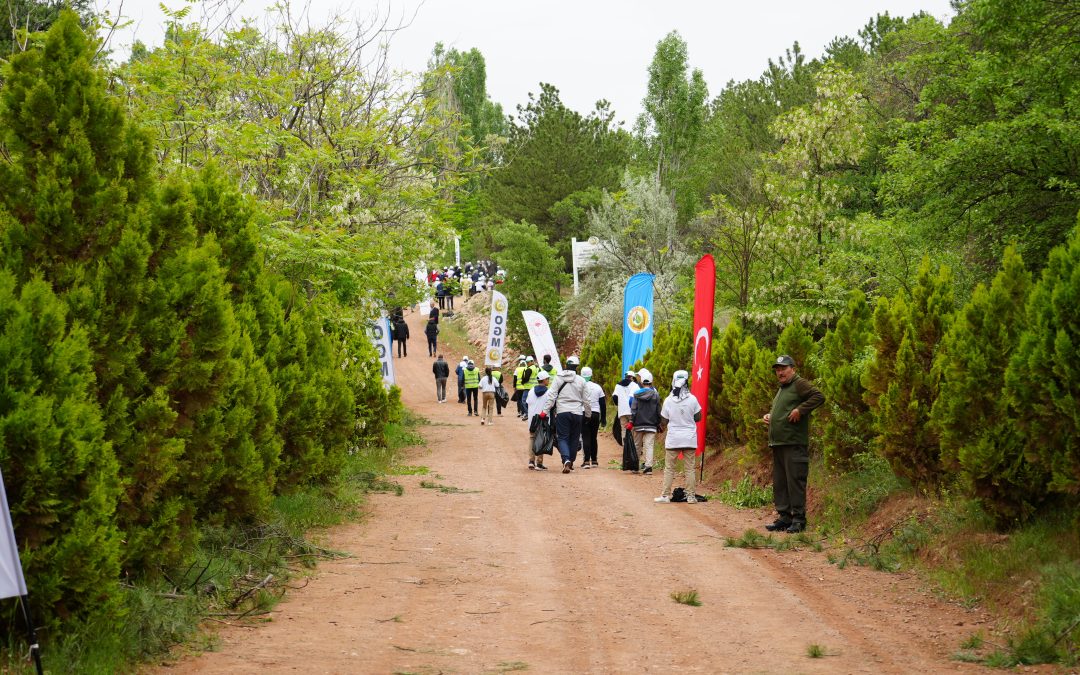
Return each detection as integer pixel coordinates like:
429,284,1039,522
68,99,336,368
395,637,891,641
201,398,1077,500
691,255,715,456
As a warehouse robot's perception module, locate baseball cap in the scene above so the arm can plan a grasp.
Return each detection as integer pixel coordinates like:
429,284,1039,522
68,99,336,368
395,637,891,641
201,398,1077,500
526,355,535,362
537,370,551,381
566,355,580,366
772,355,796,368
625,370,636,378
637,368,653,384
672,370,689,388
581,366,593,379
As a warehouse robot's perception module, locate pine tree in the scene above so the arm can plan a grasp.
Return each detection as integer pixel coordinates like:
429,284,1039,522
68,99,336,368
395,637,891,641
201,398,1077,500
933,246,1042,522
735,336,774,453
275,303,355,488
0,273,122,628
1006,222,1080,496
776,321,816,380
819,290,874,471
580,325,622,397
865,259,954,488
708,320,743,444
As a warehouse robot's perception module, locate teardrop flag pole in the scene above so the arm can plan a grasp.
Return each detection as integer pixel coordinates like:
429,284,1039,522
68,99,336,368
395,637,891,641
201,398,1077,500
691,255,716,481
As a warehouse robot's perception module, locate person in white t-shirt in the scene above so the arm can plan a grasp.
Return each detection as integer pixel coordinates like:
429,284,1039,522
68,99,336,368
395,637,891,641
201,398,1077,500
579,366,607,468
611,370,640,429
655,369,703,503
479,367,498,426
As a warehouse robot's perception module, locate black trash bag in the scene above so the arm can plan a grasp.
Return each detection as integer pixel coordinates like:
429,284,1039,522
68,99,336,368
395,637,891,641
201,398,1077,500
531,417,555,456
621,429,639,471
495,384,510,407
612,418,623,446
671,487,709,503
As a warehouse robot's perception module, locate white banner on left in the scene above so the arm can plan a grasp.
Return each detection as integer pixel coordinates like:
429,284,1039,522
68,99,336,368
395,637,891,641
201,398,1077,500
0,467,27,600
521,310,561,372
485,291,509,366
370,316,396,388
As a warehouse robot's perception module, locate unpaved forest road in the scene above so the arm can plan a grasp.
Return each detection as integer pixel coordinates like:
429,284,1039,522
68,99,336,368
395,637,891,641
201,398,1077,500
160,308,997,674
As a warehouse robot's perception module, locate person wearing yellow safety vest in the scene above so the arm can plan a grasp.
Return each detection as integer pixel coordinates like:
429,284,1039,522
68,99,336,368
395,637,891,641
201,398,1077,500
513,355,529,419
463,359,481,417
517,358,540,421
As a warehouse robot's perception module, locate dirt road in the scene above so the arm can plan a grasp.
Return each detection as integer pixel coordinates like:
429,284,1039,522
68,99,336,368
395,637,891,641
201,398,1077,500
161,308,992,674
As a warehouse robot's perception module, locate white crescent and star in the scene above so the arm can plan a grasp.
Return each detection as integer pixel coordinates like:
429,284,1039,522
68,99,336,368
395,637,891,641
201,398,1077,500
693,327,710,380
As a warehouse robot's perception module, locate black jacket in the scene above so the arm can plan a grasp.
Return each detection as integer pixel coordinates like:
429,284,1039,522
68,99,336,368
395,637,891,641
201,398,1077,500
393,320,409,341
432,359,450,378
425,321,439,338
630,387,662,432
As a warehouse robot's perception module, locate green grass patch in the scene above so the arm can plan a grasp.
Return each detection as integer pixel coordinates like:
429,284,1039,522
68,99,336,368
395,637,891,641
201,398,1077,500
419,480,481,494
816,452,902,532
670,590,702,606
806,643,826,658
713,475,772,508
724,528,821,552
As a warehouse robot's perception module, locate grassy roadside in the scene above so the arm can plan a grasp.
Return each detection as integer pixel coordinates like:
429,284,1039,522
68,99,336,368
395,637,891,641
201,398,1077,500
1,410,428,674
706,444,1080,667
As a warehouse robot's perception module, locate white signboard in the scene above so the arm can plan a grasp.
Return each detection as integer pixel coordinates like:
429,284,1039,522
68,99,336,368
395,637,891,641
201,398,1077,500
571,236,606,295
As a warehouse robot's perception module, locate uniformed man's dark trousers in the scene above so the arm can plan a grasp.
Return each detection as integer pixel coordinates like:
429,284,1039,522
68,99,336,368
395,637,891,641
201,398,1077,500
772,444,809,525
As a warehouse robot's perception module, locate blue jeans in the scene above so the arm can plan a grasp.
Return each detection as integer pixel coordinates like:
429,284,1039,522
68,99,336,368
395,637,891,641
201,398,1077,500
555,412,584,465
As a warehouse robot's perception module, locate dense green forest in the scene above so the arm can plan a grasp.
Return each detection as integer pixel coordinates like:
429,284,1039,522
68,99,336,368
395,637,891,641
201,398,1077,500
0,0,1077,668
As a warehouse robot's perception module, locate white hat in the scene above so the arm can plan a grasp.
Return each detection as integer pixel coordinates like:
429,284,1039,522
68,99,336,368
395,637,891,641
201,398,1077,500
581,366,593,379
637,368,653,384
566,355,580,366
518,355,527,362
537,370,551,381
526,355,535,362
625,370,636,377
672,370,689,388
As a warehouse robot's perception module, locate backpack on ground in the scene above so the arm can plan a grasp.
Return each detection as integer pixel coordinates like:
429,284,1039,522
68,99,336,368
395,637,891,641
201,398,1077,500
671,487,708,503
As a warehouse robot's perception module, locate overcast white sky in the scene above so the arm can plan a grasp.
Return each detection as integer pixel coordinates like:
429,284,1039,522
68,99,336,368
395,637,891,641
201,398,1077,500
104,0,955,125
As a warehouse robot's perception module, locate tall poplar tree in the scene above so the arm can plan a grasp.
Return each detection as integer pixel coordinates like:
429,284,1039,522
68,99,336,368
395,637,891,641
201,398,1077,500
636,31,708,221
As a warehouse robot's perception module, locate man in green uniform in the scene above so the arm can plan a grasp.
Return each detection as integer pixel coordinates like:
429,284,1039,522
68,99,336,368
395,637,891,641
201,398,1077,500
762,355,824,534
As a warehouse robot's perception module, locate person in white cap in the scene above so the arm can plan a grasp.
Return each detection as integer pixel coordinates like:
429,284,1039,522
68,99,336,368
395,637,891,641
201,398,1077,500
580,366,607,468
629,368,660,474
543,355,591,473
655,370,703,503
525,370,553,470
612,369,640,434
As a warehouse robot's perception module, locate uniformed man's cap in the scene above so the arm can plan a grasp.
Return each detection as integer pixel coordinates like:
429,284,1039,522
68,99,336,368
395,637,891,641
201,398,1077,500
772,355,796,368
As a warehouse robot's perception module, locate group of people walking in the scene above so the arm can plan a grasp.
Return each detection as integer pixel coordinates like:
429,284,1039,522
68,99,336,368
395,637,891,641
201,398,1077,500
417,299,826,533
